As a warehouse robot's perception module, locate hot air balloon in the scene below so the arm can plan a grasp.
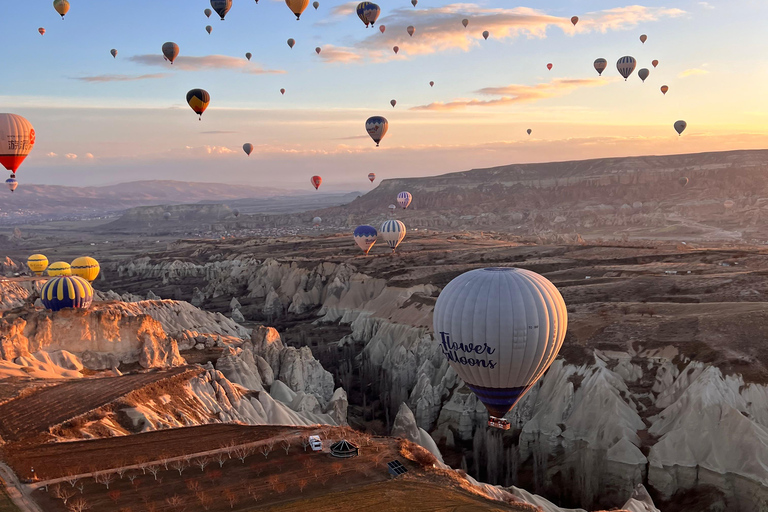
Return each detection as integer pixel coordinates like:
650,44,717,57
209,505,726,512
571,16,579,26
313,1,319,9
652,60,659,68
368,173,376,182
388,204,397,214
379,25,386,33
724,200,735,209
678,177,689,187
280,88,286,95
233,209,240,218
286,0,309,19
381,220,406,252
313,216,322,226
674,120,687,136
211,0,232,20
354,225,378,254
204,8,212,17
245,52,252,61
206,25,213,34
53,0,70,19
315,47,321,54
41,276,94,312
429,81,434,87
482,31,489,40
433,267,567,430
660,85,669,95
390,99,397,108
243,143,254,156
27,255,48,276
287,38,295,48
638,68,649,82
110,49,118,58
594,58,607,76
311,175,322,190
71,256,100,282
462,19,469,28
397,191,412,209
0,114,35,177
38,28,46,35
365,116,388,147
617,56,637,80
527,129,532,135
162,42,179,64
411,0,417,5
6,178,18,192
47,261,71,277
186,89,210,120
163,212,171,220
407,26,415,36
393,46,399,54
356,2,380,27
547,63,553,70
640,34,647,44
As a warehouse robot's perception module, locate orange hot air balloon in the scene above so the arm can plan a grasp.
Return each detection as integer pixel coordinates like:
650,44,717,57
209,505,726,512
571,16,579,26
0,114,35,176
393,46,399,54
660,85,669,95
640,34,648,44
652,60,659,68
547,63,553,70
38,27,46,35
311,176,322,190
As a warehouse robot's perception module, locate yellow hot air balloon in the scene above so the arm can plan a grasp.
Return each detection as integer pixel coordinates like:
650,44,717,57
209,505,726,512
47,261,72,277
53,0,70,19
286,0,310,20
71,257,100,282
28,254,49,276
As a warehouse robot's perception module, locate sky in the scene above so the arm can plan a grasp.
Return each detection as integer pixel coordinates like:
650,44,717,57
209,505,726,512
1,0,767,191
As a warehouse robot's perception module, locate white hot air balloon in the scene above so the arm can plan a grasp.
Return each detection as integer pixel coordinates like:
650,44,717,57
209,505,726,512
397,191,412,209
354,225,377,255
380,220,406,252
313,216,322,227
433,267,567,430
616,56,637,81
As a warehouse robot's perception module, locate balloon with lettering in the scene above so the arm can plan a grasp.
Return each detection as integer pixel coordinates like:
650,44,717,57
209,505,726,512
380,220,406,252
53,0,70,19
354,225,378,254
286,0,310,20
0,114,36,176
616,56,636,80
356,2,380,27
365,116,388,147
211,0,232,20
433,268,567,429
594,58,607,76
162,42,180,64
674,120,687,136
311,175,322,189
397,191,412,209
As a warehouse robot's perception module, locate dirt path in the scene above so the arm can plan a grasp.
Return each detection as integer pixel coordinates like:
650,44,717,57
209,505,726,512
0,464,40,512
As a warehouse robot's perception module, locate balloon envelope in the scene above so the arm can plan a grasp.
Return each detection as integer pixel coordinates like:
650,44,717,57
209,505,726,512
0,114,35,174
407,26,415,36
357,2,380,27
311,175,322,189
571,16,579,25
429,81,434,87
390,99,396,107
186,89,210,120
313,216,322,225
206,25,213,34
245,52,252,60
38,28,46,35
243,143,254,156
594,58,607,76
28,255,48,276
679,177,689,187
354,225,378,254
547,63,553,70
724,200,735,209
47,261,71,277
110,49,117,58
379,25,386,33
286,0,310,19
482,30,489,40
210,0,232,20
41,276,94,312
660,85,669,95
433,267,567,422
674,120,687,136
71,256,100,282
287,38,295,48
616,56,637,80
280,88,286,95
315,47,321,54
393,46,399,54
204,8,212,17
313,1,319,9
162,42,180,63
380,220,406,252
365,116,388,146
397,191,412,209
462,19,469,28
368,173,376,182
638,68,649,82
53,0,70,18
527,129,532,135
6,178,18,192
652,60,659,68
640,34,647,43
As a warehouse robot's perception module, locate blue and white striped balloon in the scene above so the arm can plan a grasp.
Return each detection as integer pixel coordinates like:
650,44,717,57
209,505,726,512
616,56,637,80
397,191,412,209
433,268,567,425
354,225,378,254
380,220,406,251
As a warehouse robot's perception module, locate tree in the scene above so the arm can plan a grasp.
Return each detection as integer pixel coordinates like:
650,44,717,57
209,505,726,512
247,484,260,503
108,490,121,503
260,443,272,459
195,457,210,472
126,472,138,484
300,436,310,452
95,472,115,489
267,475,281,492
224,489,238,509
65,476,79,488
171,459,189,476
67,497,90,512
298,478,308,493
234,445,253,463
146,465,160,481
196,491,213,510
166,495,185,511
186,479,201,493
215,452,228,468
281,438,292,455
52,485,75,504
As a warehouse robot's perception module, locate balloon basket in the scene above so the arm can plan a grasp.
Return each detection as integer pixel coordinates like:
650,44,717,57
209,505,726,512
488,417,510,430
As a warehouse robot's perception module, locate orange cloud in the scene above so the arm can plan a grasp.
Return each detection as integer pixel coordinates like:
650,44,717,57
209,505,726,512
317,45,363,63
678,68,709,78
129,55,285,74
412,78,611,111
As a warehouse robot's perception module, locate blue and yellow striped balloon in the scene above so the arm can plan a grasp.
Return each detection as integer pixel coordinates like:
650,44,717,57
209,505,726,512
41,276,94,312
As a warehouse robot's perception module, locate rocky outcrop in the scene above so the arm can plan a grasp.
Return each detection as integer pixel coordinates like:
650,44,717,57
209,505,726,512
392,403,444,463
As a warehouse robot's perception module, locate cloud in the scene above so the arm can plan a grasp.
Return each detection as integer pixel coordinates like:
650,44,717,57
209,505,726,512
128,54,285,74
334,135,370,141
323,4,685,62
412,78,611,111
698,2,715,9
678,68,709,78
73,73,168,83
182,145,238,156
46,152,57,158
201,131,238,134
84,153,94,159
317,45,363,63
329,1,358,17
64,153,77,160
